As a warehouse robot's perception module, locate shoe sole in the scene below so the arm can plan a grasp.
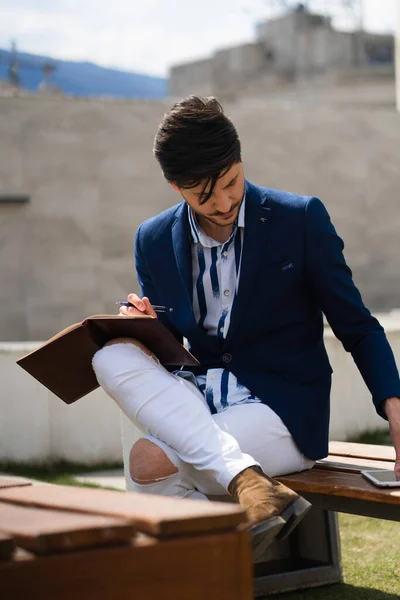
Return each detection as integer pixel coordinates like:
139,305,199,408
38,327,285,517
249,515,286,561
249,496,312,560
276,496,312,541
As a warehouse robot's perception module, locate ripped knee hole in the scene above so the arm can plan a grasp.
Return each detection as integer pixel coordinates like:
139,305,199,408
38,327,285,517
129,438,178,483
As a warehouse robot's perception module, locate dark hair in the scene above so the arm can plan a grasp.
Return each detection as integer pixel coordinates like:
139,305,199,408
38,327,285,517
153,96,241,203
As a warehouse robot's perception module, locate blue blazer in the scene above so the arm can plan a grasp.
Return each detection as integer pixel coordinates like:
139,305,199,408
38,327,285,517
135,179,400,460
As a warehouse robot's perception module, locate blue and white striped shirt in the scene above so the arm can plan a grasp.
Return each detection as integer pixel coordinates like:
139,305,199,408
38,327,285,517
187,196,261,414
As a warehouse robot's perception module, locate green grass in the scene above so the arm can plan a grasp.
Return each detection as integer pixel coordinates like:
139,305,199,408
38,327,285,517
349,429,392,446
0,460,123,489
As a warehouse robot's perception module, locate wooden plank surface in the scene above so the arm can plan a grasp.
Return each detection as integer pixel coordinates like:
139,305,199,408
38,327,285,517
0,501,135,554
0,531,16,560
0,477,33,490
0,530,253,600
0,483,246,537
316,455,395,473
329,441,395,462
277,469,400,506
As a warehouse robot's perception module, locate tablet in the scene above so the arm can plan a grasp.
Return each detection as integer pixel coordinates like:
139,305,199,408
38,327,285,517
361,469,400,488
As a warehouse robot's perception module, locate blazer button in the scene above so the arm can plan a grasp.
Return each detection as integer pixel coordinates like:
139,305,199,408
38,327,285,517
222,353,232,363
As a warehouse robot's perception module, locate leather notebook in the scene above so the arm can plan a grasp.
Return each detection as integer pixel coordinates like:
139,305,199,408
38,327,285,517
17,315,199,404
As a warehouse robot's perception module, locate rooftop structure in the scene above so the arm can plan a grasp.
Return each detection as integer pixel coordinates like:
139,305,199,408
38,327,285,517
169,6,394,100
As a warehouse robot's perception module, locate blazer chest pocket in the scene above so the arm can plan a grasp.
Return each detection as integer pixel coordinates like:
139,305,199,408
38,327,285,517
264,258,296,276
255,259,298,300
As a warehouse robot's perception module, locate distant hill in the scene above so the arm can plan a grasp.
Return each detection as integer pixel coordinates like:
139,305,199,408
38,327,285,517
0,49,167,99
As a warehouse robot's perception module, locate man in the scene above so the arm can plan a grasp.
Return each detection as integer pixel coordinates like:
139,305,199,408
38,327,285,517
92,96,400,557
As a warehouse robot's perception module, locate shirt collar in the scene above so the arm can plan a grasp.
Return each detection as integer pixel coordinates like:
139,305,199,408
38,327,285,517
188,191,246,248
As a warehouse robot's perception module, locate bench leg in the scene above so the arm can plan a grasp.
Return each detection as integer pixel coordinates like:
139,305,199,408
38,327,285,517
253,508,343,597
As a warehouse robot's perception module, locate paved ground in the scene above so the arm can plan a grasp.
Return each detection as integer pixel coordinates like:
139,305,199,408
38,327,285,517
74,469,126,490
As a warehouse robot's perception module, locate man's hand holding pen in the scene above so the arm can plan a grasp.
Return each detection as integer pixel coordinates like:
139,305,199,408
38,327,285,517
117,294,158,318
117,294,173,318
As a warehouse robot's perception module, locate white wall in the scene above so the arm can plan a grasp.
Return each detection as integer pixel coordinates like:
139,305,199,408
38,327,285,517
326,312,400,440
0,343,123,464
2,313,399,465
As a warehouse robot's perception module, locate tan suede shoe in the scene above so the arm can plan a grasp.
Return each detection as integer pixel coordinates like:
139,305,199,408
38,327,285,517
228,466,311,560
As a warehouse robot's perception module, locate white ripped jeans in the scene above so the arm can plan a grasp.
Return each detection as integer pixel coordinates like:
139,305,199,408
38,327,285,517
92,343,314,501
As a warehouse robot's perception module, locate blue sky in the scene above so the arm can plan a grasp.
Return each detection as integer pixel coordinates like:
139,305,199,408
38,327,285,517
0,0,397,76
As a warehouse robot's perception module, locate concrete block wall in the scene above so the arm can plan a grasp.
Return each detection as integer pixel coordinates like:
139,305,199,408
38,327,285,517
0,97,172,340
0,94,399,343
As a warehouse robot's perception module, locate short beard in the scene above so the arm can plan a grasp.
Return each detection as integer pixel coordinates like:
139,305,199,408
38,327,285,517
202,213,237,227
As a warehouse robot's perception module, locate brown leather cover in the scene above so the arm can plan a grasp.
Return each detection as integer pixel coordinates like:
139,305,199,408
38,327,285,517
17,315,199,404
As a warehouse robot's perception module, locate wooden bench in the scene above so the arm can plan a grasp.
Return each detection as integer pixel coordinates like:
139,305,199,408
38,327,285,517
0,477,253,600
2,442,399,599
251,441,400,597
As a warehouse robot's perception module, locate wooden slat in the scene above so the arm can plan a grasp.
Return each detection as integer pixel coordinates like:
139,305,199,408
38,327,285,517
0,501,135,555
277,469,400,506
0,483,246,537
329,441,395,462
0,531,16,560
316,455,395,473
0,477,33,490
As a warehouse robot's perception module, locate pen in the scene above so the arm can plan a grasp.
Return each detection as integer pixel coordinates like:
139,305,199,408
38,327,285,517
116,302,173,313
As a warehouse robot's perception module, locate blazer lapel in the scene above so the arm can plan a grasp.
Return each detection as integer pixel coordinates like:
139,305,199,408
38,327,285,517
225,181,272,345
172,203,192,303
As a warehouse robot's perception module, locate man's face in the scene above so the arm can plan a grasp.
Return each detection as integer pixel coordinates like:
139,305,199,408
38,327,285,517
171,163,245,231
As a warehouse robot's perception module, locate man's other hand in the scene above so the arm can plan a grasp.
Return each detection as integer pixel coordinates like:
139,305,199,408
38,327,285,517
383,396,400,479
119,294,158,318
